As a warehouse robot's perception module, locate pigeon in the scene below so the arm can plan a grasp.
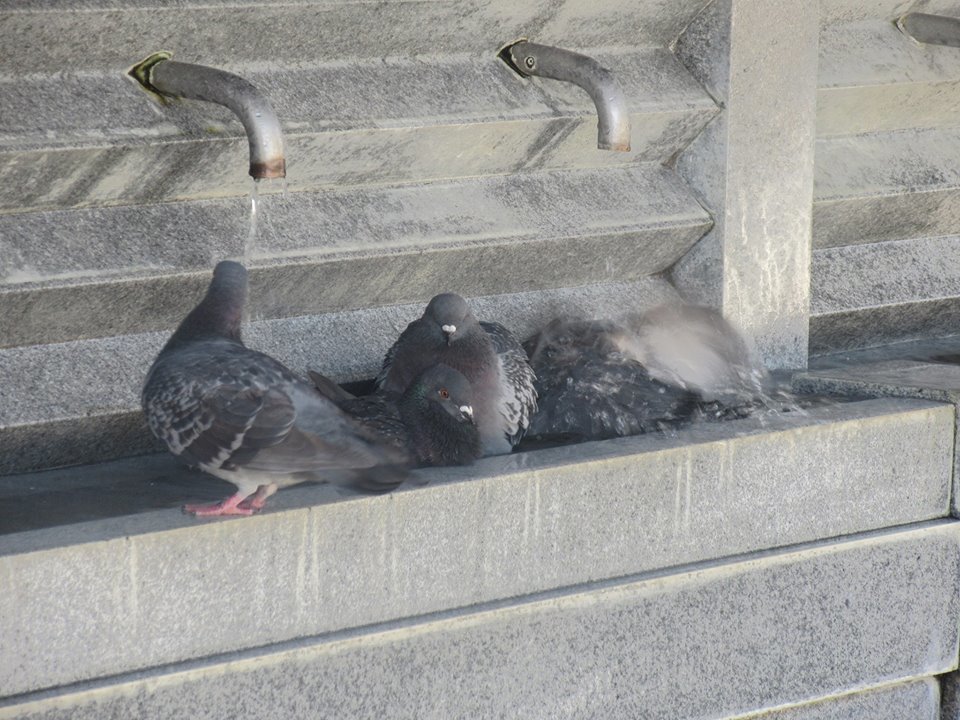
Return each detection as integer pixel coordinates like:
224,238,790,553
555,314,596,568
142,261,408,517
376,293,537,456
308,363,483,467
522,305,770,445
616,304,767,407
523,317,700,444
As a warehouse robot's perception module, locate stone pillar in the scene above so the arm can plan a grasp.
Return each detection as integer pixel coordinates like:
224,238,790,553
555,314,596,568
672,0,819,369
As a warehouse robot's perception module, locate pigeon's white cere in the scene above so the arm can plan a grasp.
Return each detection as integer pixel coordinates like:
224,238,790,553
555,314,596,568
460,405,474,417
442,324,457,334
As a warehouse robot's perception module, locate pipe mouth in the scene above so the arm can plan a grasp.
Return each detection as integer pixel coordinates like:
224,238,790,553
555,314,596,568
598,139,632,153
251,158,286,180
497,39,632,153
498,38,531,76
127,51,174,102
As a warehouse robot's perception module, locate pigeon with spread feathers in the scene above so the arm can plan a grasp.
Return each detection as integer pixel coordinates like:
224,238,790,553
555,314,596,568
142,261,408,517
376,293,537,456
523,317,699,444
523,305,768,445
309,363,482,467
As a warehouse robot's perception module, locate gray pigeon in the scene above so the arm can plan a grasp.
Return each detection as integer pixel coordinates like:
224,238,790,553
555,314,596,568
309,364,483,467
522,305,770,445
376,293,537,456
523,317,700,445
616,304,767,406
142,261,408,517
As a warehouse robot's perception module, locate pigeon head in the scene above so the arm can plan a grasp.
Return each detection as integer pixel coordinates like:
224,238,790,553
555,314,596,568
424,293,477,345
164,260,248,348
412,364,476,425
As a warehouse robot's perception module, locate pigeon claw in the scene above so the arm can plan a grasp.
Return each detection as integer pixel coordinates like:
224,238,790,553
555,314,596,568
182,492,254,517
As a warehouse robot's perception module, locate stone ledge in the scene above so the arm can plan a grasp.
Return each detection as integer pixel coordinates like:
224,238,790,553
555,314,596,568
0,165,710,292
808,236,960,351
796,354,960,514
0,50,715,151
2,521,957,718
813,129,960,248
0,397,951,695
732,678,938,719
817,19,960,135
0,0,709,76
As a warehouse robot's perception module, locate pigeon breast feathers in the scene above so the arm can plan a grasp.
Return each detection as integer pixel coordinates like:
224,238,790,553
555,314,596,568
481,321,537,445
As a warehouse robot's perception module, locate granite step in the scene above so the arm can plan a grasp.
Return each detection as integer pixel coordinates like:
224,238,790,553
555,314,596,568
795,335,960,514
0,165,712,348
0,277,682,474
0,396,951,696
813,127,960,250
809,234,960,352
0,0,709,72
1,515,956,718
755,680,939,720
817,16,960,136
0,34,717,213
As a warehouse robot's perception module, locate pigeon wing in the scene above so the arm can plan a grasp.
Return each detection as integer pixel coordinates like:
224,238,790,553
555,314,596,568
481,321,538,446
157,383,295,471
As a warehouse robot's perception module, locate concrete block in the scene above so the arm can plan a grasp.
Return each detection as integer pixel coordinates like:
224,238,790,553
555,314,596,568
674,0,818,369
0,1,710,76
810,299,960,354
813,129,960,248
0,397,951,695
0,277,682,473
0,51,715,153
0,114,714,214
942,670,960,719
750,679,938,720
795,357,960,514
813,189,960,250
0,166,711,347
809,236,960,351
2,521,958,718
817,19,960,136
819,0,915,27
812,235,960,313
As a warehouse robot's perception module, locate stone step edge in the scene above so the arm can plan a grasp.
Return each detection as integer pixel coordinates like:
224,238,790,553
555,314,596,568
726,677,941,720
0,48,716,151
1,519,955,712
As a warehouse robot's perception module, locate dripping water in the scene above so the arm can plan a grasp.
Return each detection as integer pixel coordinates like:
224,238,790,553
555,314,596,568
244,178,260,267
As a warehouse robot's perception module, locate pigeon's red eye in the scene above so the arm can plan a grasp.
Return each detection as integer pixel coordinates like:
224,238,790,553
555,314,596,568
439,388,450,399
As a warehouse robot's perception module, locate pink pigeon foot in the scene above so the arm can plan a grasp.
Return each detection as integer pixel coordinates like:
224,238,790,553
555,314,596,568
183,492,254,517
237,483,278,512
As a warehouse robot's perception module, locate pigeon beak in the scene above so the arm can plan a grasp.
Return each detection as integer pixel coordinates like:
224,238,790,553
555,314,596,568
442,324,457,345
458,405,474,423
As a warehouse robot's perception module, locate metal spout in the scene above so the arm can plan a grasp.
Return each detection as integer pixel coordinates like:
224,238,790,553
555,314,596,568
503,41,631,152
896,12,960,48
129,51,286,179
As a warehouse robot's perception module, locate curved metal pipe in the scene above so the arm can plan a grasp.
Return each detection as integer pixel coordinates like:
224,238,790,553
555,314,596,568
897,12,960,48
129,52,286,179
504,41,631,152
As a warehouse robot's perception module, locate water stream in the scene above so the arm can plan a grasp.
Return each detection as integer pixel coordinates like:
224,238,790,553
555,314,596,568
244,178,260,268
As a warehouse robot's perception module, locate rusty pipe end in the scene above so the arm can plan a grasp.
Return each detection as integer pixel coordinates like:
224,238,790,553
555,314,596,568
251,157,286,180
598,139,631,152
129,52,287,180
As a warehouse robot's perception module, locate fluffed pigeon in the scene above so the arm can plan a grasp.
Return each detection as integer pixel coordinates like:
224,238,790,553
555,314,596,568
523,317,700,444
522,305,769,444
142,261,408,517
616,304,766,407
308,363,483,467
376,293,537,456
